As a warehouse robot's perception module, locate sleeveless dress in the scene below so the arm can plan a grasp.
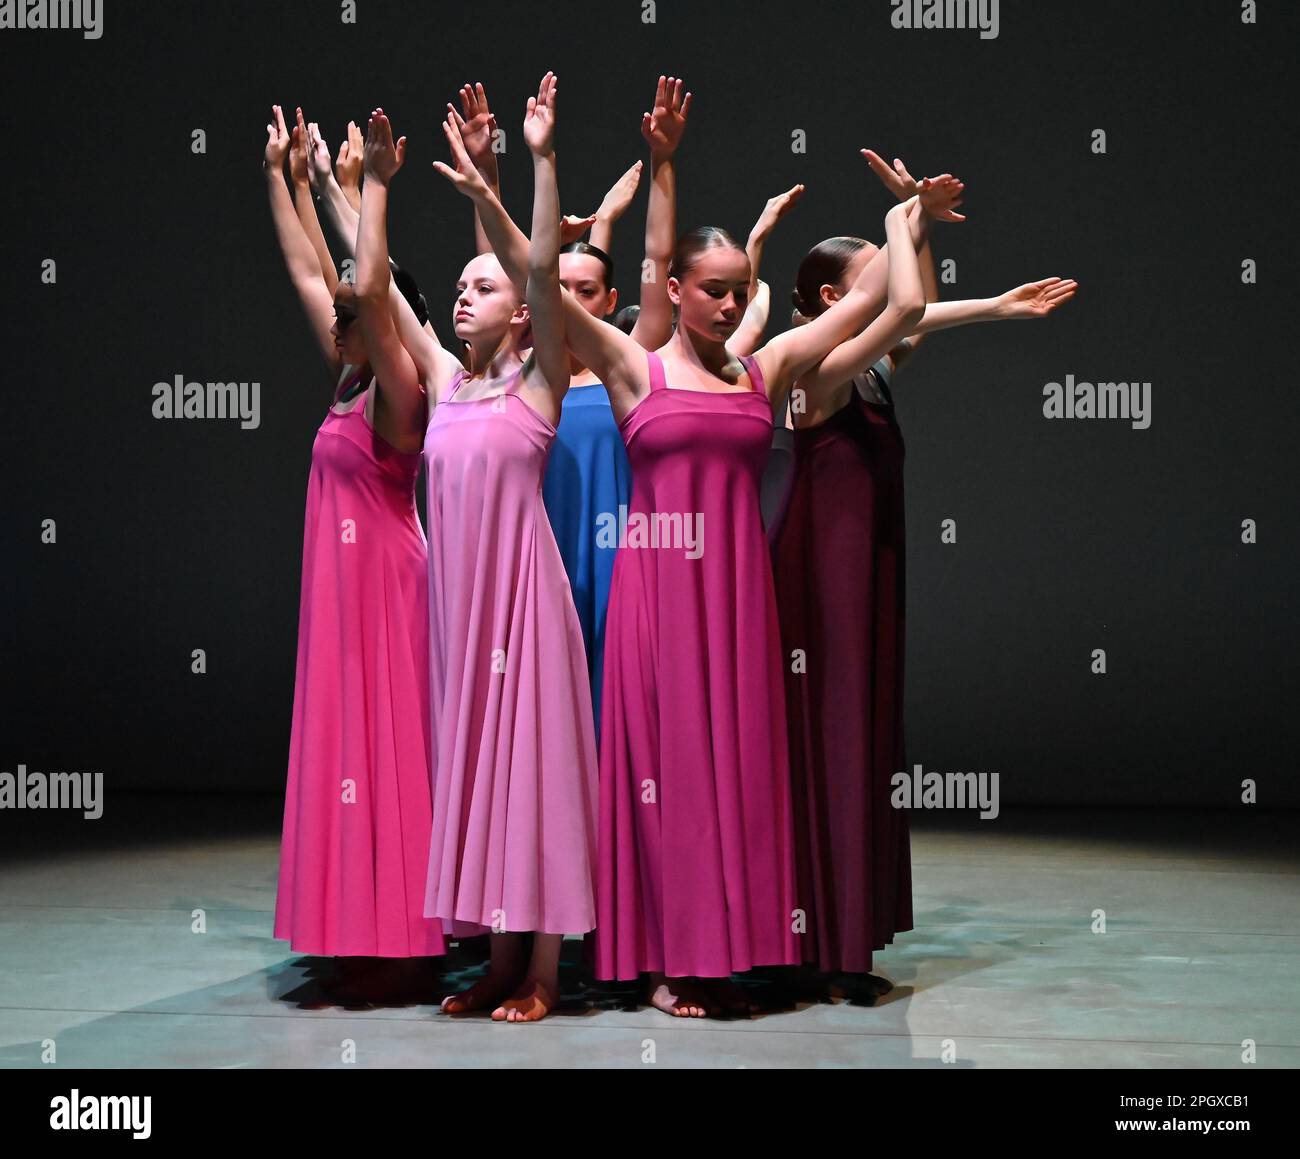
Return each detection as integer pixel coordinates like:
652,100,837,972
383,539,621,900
274,370,446,958
769,362,914,973
541,382,632,738
423,365,598,936
597,350,801,980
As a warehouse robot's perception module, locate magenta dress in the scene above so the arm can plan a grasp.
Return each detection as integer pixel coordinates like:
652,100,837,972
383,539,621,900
274,372,447,958
597,350,800,980
769,366,914,973
422,366,598,936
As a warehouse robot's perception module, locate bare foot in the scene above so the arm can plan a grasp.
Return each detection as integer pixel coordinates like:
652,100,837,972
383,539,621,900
648,974,717,1018
701,975,760,1015
491,975,559,1023
441,970,520,1014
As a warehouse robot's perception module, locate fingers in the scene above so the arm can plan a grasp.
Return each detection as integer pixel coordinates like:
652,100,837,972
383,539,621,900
274,104,288,135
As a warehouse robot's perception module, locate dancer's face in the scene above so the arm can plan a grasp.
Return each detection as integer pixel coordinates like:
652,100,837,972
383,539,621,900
330,284,367,364
453,254,525,342
559,252,617,319
669,245,751,343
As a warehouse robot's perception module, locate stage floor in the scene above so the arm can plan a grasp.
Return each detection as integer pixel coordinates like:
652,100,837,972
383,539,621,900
2,797,1297,1068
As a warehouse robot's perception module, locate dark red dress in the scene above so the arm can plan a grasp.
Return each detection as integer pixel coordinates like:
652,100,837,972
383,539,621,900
769,364,913,973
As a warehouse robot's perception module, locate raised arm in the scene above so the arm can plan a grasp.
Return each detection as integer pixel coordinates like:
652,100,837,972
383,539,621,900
450,83,503,257
288,108,338,296
754,164,964,394
728,183,804,357
862,150,938,373
630,75,691,351
334,120,363,214
434,113,531,295
522,73,570,400
589,160,643,252
264,104,338,375
433,104,651,414
356,109,458,422
307,120,360,256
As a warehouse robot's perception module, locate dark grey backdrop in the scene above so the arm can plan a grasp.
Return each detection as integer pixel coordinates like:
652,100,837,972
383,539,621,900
4,0,1297,805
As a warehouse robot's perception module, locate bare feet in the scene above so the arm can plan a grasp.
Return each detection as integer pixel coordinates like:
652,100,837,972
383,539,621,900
441,970,519,1014
648,973,717,1018
491,975,559,1022
701,975,760,1016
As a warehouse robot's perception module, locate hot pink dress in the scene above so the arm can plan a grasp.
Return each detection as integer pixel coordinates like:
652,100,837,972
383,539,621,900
422,366,598,936
597,350,801,980
274,372,447,958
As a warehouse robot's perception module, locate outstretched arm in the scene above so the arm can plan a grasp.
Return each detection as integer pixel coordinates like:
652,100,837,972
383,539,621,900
264,104,338,375
522,73,570,400
356,109,458,420
288,108,339,297
449,83,503,257
861,149,939,373
433,103,651,414
334,120,363,214
630,75,691,351
434,113,531,294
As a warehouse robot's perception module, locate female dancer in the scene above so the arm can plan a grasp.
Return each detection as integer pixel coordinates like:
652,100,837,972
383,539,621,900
357,83,598,1023
265,104,447,1001
451,78,689,735
440,90,966,1012
774,150,1077,993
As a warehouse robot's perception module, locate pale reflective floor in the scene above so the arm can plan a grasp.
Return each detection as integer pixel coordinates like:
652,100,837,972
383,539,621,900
1,797,1297,1068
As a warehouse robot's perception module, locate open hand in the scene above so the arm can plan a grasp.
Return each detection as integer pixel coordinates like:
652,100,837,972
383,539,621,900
432,112,492,199
998,277,1078,319
560,214,599,245
335,120,363,194
524,71,557,157
452,82,499,174
364,108,407,186
641,75,691,158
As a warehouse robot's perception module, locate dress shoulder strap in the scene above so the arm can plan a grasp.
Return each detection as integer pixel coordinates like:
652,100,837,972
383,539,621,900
446,369,467,400
646,350,668,392
741,354,767,396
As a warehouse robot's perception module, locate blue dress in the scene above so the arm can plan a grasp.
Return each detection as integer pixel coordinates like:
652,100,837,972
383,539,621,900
542,382,632,737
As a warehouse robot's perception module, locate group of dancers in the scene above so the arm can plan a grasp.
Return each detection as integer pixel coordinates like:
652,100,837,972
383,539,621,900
266,74,1077,1022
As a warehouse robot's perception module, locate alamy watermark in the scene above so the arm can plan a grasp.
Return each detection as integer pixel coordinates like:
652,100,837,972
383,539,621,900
1043,375,1151,429
890,0,999,39
891,764,999,819
1,763,103,819
595,505,704,559
153,375,261,429
0,0,103,39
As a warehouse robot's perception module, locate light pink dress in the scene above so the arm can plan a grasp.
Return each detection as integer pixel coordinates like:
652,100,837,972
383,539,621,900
423,366,598,936
274,370,446,958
